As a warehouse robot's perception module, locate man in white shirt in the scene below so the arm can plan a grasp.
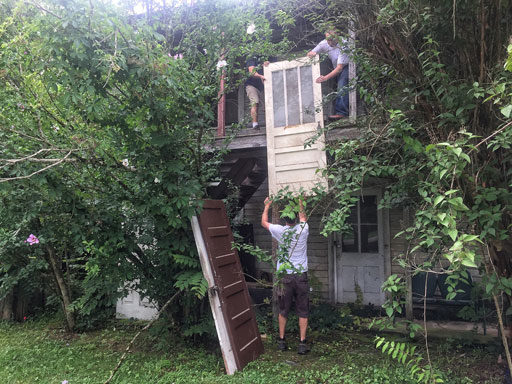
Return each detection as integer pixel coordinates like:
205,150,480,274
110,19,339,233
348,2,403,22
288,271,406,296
307,29,350,119
261,197,310,354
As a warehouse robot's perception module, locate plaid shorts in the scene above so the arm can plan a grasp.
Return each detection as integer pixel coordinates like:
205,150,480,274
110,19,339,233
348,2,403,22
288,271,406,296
278,272,310,318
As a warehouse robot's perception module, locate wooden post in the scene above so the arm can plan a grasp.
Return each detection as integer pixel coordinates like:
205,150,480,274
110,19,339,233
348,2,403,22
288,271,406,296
237,85,245,124
348,22,357,122
217,69,226,137
404,207,413,321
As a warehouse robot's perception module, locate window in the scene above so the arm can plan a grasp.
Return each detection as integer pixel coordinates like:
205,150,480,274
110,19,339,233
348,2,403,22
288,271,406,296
342,195,379,253
271,65,316,128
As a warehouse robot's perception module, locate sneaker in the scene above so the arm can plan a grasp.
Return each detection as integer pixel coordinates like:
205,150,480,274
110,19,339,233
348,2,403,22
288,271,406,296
277,337,287,351
297,340,310,355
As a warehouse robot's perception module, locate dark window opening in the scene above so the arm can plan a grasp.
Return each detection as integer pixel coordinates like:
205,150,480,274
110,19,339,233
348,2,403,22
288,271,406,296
342,195,379,253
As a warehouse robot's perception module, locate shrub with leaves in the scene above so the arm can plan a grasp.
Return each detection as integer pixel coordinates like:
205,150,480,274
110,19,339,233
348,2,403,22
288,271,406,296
0,0,288,331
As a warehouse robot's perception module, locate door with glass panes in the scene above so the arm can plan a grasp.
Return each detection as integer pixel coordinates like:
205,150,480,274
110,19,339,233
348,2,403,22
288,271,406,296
335,192,385,305
263,58,326,195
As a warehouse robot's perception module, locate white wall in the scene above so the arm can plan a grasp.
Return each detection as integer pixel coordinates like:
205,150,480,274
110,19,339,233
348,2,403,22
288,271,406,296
115,284,158,321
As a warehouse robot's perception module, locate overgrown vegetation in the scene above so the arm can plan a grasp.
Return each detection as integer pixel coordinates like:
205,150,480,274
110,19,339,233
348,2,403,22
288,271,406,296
1,0,512,382
0,317,502,384
0,0,288,331
295,0,512,379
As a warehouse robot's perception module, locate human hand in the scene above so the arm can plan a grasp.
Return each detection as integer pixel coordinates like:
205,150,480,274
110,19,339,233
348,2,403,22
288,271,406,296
263,61,270,66
316,75,326,83
264,197,272,206
307,51,316,58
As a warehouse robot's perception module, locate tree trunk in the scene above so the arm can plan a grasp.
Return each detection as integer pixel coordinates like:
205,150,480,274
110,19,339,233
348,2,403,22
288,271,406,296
47,245,75,331
1,290,13,320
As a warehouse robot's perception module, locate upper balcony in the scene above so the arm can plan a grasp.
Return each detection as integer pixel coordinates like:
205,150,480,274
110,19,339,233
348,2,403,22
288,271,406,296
209,56,362,203
215,55,361,152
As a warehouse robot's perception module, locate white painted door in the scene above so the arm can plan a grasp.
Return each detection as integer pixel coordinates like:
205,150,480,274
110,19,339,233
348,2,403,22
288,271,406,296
263,58,326,195
335,193,386,305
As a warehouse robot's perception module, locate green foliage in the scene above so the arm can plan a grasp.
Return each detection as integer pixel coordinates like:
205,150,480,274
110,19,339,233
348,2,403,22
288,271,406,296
381,274,406,318
311,0,512,328
375,336,444,383
308,302,354,332
0,0,289,329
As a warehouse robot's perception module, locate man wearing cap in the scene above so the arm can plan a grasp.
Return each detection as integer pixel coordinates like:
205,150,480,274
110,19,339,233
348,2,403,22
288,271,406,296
245,58,269,129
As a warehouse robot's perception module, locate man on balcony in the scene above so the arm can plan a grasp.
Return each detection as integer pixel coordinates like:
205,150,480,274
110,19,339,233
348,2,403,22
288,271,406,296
307,29,350,119
245,58,269,129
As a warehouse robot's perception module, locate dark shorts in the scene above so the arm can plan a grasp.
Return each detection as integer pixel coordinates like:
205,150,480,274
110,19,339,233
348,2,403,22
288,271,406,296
278,272,310,318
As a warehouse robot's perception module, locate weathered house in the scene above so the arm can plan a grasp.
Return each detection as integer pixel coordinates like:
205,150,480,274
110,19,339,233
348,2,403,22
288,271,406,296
210,49,409,308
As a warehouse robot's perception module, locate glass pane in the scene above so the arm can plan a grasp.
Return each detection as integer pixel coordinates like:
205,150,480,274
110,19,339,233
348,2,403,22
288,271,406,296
285,68,300,126
300,65,315,123
360,195,377,224
347,202,358,224
342,224,358,252
361,224,378,253
272,71,286,127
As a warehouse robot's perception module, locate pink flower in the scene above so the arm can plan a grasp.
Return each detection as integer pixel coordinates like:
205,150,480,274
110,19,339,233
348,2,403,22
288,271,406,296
25,234,39,245
173,53,183,60
23,316,27,321
62,381,69,384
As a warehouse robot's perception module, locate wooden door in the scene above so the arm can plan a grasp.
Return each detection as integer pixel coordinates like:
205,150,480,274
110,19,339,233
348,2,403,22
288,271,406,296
191,200,264,374
334,193,386,305
263,58,327,195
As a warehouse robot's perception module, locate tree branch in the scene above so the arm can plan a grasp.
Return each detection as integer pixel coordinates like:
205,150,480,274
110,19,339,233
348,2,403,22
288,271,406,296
0,150,75,182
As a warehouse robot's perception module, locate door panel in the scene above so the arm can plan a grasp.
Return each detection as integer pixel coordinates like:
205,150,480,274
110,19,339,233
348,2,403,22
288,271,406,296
335,194,385,305
364,266,381,293
192,200,264,374
264,58,327,195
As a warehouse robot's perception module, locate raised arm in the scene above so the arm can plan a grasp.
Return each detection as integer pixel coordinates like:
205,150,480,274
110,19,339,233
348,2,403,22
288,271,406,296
248,65,266,82
261,197,272,230
299,198,307,222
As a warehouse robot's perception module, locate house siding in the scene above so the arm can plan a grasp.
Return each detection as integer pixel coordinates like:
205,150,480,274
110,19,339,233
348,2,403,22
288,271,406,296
389,206,407,276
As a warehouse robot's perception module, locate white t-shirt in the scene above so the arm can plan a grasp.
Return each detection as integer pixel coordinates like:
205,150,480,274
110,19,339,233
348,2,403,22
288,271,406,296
311,39,349,67
269,222,309,274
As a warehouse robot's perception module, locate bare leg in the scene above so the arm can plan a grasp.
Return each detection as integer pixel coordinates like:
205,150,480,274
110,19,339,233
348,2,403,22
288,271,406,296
299,317,308,341
250,103,258,124
278,313,287,339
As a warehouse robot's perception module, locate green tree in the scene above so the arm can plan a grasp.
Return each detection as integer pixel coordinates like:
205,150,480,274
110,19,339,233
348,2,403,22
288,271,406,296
0,0,287,331
300,0,512,379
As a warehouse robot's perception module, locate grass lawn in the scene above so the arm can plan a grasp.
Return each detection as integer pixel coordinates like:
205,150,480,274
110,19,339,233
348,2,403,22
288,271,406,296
0,317,503,384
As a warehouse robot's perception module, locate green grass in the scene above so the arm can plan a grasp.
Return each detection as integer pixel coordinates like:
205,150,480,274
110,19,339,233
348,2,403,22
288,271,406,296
0,318,503,384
